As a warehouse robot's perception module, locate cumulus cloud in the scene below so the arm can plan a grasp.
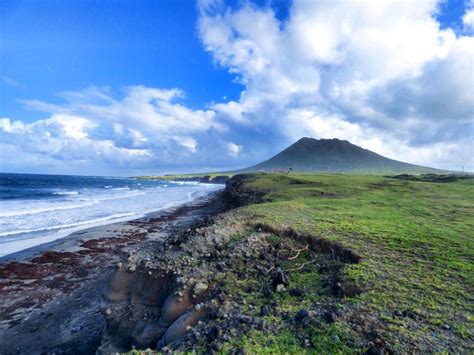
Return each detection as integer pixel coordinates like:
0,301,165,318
226,142,243,157
0,86,246,174
2,0,473,174
198,0,474,171
464,0,474,31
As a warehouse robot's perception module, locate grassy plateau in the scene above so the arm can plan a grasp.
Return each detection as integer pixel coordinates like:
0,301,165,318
219,173,473,353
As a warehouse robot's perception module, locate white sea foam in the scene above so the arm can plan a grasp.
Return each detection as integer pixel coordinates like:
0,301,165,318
52,191,79,195
0,212,138,238
0,201,97,218
0,181,223,257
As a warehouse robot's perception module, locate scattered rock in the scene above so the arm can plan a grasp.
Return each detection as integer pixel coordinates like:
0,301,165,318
272,268,290,287
295,309,315,322
303,338,312,348
289,288,306,297
238,314,253,324
404,310,417,319
367,345,384,355
211,341,223,351
393,310,404,317
193,282,208,296
260,305,271,316
323,311,337,323
207,326,221,341
276,284,286,293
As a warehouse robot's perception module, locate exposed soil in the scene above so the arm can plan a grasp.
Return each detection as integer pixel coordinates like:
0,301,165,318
98,209,366,353
0,192,224,354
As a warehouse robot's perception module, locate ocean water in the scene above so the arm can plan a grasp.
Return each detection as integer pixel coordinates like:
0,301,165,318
0,173,223,257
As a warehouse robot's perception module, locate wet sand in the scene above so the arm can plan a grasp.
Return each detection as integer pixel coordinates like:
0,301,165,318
0,191,224,354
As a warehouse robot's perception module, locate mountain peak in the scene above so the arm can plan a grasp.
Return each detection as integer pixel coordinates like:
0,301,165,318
241,137,440,173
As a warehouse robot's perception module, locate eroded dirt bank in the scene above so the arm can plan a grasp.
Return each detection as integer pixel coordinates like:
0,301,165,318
98,175,374,353
0,193,224,354
99,174,472,354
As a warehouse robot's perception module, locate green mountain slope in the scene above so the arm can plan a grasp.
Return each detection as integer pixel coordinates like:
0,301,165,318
241,137,442,174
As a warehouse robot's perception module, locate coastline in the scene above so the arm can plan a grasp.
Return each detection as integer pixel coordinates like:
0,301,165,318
0,190,225,354
2,173,469,353
0,187,223,264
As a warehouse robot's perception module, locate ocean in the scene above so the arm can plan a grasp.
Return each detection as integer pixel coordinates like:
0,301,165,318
0,173,222,257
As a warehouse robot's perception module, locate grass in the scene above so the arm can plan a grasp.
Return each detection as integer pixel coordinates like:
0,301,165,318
217,228,361,353
227,173,474,352
135,173,234,181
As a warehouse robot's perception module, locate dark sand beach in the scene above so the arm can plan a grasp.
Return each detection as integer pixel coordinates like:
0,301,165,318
0,191,224,354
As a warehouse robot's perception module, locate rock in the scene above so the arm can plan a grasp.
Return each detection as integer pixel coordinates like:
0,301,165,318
332,335,340,343
272,268,290,288
367,345,384,355
208,326,221,341
393,310,403,317
301,317,312,327
193,282,208,296
323,311,337,323
295,309,315,322
276,284,286,292
211,341,223,351
441,323,450,330
295,309,310,321
289,288,306,297
260,305,271,316
404,310,416,319
238,314,252,324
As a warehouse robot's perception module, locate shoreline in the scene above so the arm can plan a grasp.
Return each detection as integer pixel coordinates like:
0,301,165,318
0,190,225,354
0,186,223,263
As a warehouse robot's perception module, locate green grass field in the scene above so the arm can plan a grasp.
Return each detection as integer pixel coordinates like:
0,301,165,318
224,173,473,352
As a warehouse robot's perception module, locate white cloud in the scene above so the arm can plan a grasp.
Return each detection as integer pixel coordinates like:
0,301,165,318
3,1,473,174
0,85,250,174
226,142,243,157
464,0,474,31
463,9,474,29
172,136,198,153
197,0,474,171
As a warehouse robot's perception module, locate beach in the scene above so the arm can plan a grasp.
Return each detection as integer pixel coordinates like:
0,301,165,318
0,191,224,354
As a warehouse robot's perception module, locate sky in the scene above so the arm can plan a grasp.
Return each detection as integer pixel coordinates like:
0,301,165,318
0,0,473,176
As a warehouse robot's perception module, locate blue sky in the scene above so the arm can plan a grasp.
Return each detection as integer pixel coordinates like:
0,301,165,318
1,0,242,119
1,0,473,175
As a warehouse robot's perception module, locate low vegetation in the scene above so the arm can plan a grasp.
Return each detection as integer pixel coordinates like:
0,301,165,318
112,172,472,353
224,173,473,352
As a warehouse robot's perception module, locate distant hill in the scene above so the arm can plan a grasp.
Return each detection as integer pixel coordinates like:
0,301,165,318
240,137,442,174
